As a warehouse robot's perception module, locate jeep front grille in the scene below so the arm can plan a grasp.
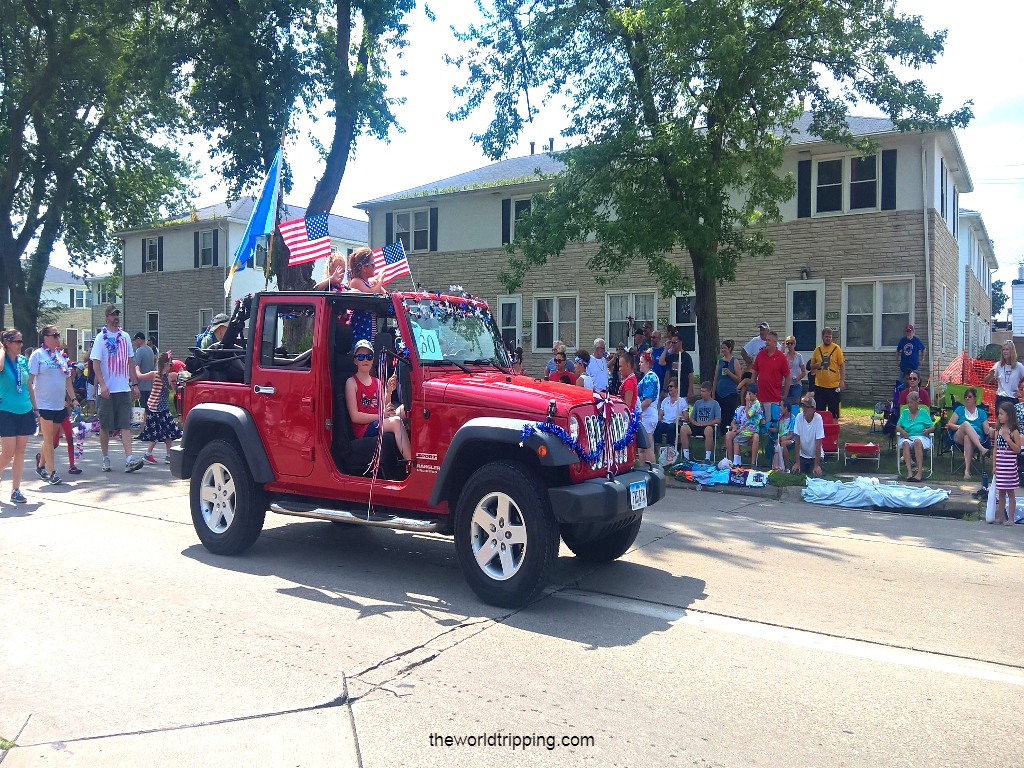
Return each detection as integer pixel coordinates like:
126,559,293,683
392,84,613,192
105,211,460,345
583,410,629,472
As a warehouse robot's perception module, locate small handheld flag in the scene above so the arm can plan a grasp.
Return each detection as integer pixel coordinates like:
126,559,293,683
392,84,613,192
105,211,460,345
281,213,332,266
372,240,412,285
224,148,281,297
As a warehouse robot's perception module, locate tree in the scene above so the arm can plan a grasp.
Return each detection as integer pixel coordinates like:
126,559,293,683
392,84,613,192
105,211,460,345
0,0,192,335
992,279,1008,318
448,0,972,381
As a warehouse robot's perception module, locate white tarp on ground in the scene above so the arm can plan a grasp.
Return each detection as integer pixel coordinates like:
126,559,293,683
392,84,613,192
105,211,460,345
802,477,949,509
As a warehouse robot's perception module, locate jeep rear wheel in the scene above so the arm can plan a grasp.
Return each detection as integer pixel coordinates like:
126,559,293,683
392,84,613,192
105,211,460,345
454,461,559,608
190,440,267,555
561,515,643,562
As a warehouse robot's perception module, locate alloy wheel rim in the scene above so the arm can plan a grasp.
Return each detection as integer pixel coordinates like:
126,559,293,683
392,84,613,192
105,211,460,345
470,492,528,581
199,462,236,534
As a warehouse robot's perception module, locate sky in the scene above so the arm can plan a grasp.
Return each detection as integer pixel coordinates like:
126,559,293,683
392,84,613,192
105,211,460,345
54,0,1024,316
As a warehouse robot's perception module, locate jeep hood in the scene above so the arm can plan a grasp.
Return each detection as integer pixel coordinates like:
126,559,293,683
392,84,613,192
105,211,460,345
437,373,602,417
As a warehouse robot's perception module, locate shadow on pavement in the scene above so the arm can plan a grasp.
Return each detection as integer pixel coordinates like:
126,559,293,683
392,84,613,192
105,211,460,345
181,518,707,649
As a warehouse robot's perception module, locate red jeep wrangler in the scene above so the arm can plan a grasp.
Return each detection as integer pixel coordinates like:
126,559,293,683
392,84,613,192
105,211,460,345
171,290,665,607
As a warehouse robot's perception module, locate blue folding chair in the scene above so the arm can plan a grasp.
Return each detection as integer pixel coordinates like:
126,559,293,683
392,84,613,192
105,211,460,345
945,424,991,474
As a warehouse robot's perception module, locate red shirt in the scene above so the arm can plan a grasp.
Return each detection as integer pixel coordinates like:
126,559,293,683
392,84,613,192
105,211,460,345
619,374,638,410
752,348,790,404
351,375,379,438
898,387,931,408
548,370,578,385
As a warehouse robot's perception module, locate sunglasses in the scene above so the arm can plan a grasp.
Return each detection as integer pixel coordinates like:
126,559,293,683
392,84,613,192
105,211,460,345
8,339,23,344
965,393,976,399
44,332,60,338
555,358,566,363
355,352,373,361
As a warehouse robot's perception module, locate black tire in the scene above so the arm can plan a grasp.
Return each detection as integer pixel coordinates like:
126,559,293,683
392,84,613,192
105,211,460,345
190,439,267,555
453,461,559,608
561,515,643,562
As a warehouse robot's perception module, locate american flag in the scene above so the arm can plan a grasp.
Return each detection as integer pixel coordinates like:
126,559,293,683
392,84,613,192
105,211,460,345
372,240,412,285
281,213,332,266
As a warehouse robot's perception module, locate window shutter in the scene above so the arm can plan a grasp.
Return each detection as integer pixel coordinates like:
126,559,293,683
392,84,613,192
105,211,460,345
797,160,811,218
429,207,438,252
194,231,200,268
881,149,897,210
142,238,147,273
502,198,512,243
70,289,75,307
212,229,219,266
157,236,164,271
385,212,393,244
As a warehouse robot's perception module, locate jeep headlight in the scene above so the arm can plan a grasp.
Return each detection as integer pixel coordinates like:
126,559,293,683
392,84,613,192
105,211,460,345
570,415,580,443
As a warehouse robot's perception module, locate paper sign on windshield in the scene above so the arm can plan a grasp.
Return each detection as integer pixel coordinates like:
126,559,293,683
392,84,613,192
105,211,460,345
416,328,443,361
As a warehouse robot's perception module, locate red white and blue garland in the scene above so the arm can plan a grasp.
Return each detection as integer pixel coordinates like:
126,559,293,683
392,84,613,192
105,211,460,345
519,398,642,469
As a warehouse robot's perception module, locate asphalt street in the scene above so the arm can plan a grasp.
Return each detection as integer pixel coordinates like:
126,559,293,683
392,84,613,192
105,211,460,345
2,438,1023,767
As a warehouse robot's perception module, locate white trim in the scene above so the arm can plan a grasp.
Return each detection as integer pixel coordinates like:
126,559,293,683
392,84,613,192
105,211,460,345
840,276,916,352
785,279,826,355
496,294,522,352
941,284,948,352
531,293,580,353
811,151,880,217
393,207,432,253
145,237,160,273
147,311,160,348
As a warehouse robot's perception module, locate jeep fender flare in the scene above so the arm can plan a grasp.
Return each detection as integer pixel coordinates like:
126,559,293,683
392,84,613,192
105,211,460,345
179,403,275,484
428,417,579,507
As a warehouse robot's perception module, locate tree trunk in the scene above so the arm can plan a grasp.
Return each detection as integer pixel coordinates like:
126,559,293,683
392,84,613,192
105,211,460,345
690,249,721,386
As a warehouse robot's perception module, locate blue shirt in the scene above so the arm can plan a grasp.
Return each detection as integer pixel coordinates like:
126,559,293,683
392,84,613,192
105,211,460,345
0,355,32,414
638,370,660,405
716,357,738,397
650,346,666,383
897,336,925,370
953,405,988,440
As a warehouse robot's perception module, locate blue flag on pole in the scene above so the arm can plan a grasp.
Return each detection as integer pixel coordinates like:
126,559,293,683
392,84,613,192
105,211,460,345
224,147,281,297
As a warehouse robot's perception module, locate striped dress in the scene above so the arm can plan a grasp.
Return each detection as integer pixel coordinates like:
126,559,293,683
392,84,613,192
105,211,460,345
994,431,1019,490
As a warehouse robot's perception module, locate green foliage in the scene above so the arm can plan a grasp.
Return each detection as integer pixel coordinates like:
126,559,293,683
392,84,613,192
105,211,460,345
450,0,972,378
980,343,1003,362
991,279,1008,317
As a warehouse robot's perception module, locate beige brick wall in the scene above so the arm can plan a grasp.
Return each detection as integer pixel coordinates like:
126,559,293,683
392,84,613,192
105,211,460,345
408,209,956,403
930,211,960,381
124,268,227,357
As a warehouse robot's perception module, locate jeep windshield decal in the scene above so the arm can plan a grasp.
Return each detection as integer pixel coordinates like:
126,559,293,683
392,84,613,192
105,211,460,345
403,298,510,368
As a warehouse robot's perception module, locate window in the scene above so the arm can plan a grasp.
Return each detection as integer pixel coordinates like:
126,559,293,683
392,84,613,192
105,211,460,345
200,230,214,266
511,198,531,240
69,289,86,308
816,159,843,213
147,312,159,350
849,156,877,210
497,295,522,352
786,281,825,354
941,285,947,351
671,293,700,372
96,286,116,304
254,235,268,269
200,309,213,334
259,303,315,370
533,295,578,352
395,209,430,252
843,278,913,350
606,292,655,349
145,238,159,273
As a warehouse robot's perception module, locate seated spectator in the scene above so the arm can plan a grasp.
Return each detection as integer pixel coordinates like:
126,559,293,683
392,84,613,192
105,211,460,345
547,351,577,384
545,342,565,377
945,387,991,479
792,395,824,476
725,384,763,467
773,400,797,470
574,350,594,390
653,377,686,450
72,364,87,404
897,390,934,482
679,381,721,462
897,371,930,408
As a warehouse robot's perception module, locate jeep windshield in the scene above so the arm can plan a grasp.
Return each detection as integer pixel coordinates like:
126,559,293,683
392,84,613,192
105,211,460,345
403,298,510,369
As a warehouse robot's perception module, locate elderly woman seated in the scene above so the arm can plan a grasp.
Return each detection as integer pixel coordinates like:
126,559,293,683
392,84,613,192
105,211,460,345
945,386,991,479
897,390,934,482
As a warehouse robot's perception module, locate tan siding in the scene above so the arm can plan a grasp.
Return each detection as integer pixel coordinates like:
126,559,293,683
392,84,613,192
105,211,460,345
124,268,227,357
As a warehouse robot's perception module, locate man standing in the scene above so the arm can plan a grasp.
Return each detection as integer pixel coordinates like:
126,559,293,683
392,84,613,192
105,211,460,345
547,352,577,384
659,333,694,400
649,330,666,389
132,332,155,407
808,327,846,420
895,324,926,376
587,338,609,392
792,395,824,476
632,329,650,356
90,305,143,472
199,313,230,350
750,331,790,412
741,321,770,368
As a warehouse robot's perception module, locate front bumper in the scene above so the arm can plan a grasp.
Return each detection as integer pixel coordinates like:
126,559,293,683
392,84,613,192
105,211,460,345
547,464,666,525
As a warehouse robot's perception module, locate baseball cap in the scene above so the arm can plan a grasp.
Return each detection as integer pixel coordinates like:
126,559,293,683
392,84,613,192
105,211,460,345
133,331,146,341
105,304,120,316
354,339,373,354
746,383,759,394
210,313,230,331
758,321,770,329
905,324,914,332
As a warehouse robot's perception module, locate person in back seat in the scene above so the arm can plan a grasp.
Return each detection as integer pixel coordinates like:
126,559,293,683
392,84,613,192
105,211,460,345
345,339,411,461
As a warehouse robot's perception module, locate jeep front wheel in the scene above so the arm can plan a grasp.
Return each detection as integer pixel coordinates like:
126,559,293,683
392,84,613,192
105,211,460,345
453,461,559,608
190,440,267,555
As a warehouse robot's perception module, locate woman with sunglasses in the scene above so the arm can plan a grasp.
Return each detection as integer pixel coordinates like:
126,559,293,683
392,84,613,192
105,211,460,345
944,387,991,479
345,340,411,461
0,329,37,502
28,326,76,485
783,336,806,405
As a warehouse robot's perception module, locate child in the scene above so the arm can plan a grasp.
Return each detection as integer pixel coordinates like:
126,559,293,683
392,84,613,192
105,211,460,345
993,401,1021,525
773,400,797,470
136,352,183,463
725,384,764,467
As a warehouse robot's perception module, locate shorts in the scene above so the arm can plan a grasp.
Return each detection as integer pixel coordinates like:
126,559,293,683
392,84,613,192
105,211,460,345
38,408,68,424
734,432,755,447
361,421,380,439
87,383,95,401
0,410,37,437
799,456,816,474
898,436,931,450
641,411,659,434
97,391,133,431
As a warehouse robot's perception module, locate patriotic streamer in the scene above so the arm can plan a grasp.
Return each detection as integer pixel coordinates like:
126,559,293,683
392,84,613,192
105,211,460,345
365,350,388,518
519,400,642,469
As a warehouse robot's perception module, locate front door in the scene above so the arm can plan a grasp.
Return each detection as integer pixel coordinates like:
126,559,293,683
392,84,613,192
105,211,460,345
787,280,825,355
249,301,319,477
65,329,79,363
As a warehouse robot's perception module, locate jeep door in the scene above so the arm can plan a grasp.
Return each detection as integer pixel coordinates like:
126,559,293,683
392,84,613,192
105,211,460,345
249,300,319,477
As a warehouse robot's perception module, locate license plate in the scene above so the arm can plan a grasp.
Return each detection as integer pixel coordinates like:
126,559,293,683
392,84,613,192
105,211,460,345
629,480,648,511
